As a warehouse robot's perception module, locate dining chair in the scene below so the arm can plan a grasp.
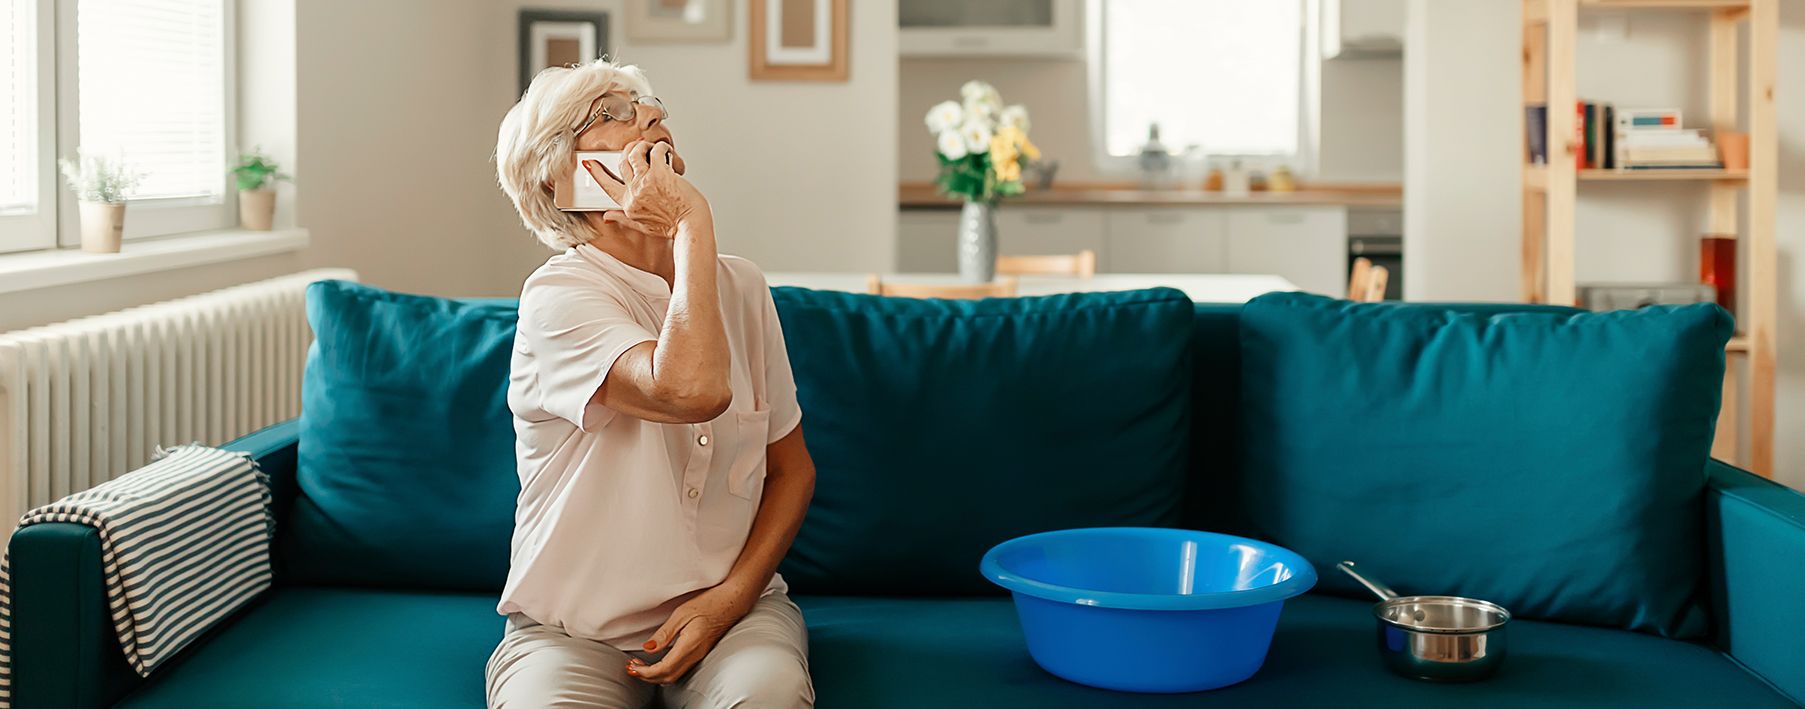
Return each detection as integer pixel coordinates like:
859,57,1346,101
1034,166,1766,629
866,275,1019,299
1347,257,1389,303
995,250,1098,278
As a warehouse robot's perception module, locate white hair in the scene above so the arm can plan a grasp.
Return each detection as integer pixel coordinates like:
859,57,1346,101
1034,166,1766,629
496,59,654,250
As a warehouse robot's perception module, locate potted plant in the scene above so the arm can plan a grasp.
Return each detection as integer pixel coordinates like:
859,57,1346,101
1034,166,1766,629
59,153,142,254
924,81,1039,282
230,148,290,231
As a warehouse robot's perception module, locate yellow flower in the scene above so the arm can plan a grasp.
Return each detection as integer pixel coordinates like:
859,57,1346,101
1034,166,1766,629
1019,134,1041,162
995,158,1022,183
989,135,1018,166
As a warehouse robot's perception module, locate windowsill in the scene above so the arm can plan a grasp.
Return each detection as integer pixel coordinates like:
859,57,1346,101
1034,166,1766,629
0,228,310,295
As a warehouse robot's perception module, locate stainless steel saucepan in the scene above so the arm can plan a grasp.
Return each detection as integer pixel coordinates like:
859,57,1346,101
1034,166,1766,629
1336,561,1511,682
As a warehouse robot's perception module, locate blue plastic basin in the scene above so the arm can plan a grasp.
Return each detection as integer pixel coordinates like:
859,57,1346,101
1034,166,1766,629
980,527,1318,693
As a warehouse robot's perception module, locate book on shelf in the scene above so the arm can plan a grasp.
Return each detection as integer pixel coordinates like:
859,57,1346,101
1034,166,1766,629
1619,163,1725,170
1623,146,1718,162
1619,129,1708,148
1613,107,1718,170
1526,105,1548,165
1617,108,1682,131
1522,102,1717,171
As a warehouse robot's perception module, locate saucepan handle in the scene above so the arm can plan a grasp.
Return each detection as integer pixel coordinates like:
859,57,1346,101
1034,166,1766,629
1336,561,1399,601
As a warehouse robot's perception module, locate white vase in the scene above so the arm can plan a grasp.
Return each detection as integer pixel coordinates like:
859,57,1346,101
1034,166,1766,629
78,201,125,253
239,188,276,231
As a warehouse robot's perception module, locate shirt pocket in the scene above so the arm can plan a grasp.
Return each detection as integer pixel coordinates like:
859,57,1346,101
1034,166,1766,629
727,408,771,499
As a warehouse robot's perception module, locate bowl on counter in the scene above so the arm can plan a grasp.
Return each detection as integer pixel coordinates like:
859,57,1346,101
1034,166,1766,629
980,527,1317,694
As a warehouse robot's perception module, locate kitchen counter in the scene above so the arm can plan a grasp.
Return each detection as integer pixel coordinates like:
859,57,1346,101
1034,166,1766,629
899,182,1402,209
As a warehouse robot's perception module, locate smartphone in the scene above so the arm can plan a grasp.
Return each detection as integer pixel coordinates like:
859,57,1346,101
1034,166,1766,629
552,151,626,211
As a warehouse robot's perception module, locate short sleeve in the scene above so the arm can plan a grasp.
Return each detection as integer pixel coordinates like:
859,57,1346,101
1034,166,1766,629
760,283,803,443
518,272,658,431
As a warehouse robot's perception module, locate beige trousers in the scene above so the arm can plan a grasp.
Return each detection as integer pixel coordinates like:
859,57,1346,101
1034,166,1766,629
486,592,815,709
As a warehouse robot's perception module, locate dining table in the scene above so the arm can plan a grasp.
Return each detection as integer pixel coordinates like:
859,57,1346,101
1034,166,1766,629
762,272,1301,304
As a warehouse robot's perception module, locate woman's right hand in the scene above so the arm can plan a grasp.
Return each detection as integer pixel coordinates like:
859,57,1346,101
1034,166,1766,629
584,140,709,239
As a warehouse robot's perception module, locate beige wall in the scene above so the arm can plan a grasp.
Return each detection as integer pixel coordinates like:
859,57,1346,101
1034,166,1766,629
897,55,1403,185
536,0,901,275
1404,1,1805,489
2,0,898,332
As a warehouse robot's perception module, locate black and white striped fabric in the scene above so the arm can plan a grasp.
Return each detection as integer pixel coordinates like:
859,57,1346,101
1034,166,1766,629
0,445,273,706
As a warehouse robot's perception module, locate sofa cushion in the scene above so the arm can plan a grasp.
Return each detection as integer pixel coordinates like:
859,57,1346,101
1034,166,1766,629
798,594,1792,708
115,587,499,709
290,281,520,590
771,287,1196,595
109,590,1791,708
1235,293,1730,638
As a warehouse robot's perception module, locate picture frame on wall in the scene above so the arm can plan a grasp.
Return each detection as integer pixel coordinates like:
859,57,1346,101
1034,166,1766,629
627,0,732,43
749,0,848,82
518,10,611,97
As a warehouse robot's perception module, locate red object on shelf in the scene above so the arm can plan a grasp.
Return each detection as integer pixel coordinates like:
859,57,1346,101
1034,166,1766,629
1576,101,1588,170
1701,235,1737,321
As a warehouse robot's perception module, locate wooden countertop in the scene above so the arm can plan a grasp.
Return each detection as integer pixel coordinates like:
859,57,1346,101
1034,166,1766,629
899,181,1403,209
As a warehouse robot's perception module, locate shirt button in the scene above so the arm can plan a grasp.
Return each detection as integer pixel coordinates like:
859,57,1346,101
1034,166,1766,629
698,434,710,447
687,487,700,499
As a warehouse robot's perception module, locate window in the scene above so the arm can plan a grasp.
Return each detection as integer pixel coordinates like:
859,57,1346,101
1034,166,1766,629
78,0,227,203
0,0,52,252
0,0,232,255
2,2,36,215
1092,0,1309,164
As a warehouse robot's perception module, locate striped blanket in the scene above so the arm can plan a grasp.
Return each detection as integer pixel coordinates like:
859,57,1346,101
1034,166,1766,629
0,445,274,706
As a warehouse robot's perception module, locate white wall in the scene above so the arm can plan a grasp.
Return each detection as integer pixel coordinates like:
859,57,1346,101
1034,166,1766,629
1404,1,1805,489
896,55,1403,185
1401,0,1521,303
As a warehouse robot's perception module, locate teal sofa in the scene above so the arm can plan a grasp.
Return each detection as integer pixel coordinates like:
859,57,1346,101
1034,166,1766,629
8,285,1804,708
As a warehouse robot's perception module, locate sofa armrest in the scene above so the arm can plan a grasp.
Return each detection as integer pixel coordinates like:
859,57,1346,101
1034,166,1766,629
5,419,300,709
1704,459,1805,705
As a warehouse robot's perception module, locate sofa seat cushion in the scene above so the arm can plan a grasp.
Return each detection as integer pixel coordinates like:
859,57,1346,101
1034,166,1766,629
116,587,500,709
797,594,1793,708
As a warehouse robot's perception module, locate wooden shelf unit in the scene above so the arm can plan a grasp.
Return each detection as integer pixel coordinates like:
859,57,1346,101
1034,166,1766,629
1521,0,1777,475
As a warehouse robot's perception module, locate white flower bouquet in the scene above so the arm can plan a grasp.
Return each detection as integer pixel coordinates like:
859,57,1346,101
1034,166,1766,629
925,80,1039,204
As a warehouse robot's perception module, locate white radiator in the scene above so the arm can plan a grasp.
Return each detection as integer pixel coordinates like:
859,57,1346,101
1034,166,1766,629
0,268,357,537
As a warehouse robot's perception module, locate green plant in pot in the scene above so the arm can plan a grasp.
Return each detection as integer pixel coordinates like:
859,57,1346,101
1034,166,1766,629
59,152,142,254
230,148,290,231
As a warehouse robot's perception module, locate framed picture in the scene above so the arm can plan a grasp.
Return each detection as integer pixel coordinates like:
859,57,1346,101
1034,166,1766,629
627,0,732,43
518,10,611,97
748,0,848,82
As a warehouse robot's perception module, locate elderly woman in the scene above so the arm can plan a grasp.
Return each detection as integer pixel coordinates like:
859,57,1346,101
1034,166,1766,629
487,59,816,708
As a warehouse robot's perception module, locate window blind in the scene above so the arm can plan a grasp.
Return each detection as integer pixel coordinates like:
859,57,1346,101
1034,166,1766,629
77,0,226,202
1101,0,1302,158
1,0,35,215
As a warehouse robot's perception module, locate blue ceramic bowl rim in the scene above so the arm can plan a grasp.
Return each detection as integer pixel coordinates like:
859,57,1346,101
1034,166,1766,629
979,527,1319,611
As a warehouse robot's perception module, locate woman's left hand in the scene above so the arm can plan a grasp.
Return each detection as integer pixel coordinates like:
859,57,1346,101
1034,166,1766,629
627,580,758,684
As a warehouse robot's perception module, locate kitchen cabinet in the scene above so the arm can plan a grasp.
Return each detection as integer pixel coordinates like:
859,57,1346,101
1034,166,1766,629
1225,208,1348,296
899,204,1351,296
1104,209,1228,274
998,208,1106,267
899,0,1083,58
896,210,959,272
1322,0,1404,58
897,207,1106,272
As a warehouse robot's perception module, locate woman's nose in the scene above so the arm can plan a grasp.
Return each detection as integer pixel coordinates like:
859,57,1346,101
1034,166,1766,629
638,103,665,129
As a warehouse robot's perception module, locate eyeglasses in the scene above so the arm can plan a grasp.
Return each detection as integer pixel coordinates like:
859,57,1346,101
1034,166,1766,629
573,94,667,138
